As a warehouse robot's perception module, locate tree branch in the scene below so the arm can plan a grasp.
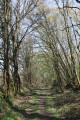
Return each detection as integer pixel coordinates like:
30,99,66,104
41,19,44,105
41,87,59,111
76,0,80,3
62,6,80,10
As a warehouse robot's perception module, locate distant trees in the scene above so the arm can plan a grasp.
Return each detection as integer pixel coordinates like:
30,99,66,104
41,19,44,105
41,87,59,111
20,36,34,85
30,0,80,91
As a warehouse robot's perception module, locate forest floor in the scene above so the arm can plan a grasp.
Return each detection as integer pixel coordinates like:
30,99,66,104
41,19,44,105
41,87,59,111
0,87,80,120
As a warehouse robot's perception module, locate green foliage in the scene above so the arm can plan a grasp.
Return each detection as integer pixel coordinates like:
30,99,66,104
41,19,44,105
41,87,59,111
46,90,80,119
0,87,21,120
0,88,7,112
25,56,30,68
0,110,20,120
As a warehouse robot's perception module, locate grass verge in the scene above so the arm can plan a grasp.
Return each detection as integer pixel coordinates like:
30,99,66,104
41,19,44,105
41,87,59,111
46,90,80,119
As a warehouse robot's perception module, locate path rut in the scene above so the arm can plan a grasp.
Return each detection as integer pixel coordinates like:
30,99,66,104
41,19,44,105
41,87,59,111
13,88,62,120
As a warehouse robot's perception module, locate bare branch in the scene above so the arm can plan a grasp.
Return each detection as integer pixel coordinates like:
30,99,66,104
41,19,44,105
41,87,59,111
76,0,80,3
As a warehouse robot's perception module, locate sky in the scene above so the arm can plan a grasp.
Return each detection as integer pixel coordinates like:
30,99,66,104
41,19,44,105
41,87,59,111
12,0,80,10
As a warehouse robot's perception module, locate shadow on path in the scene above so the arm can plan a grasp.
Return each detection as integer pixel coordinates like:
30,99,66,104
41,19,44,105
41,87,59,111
7,96,63,120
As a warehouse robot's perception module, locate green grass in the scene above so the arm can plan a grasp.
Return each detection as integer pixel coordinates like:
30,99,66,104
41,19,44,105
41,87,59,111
0,110,22,120
0,88,22,120
0,88,8,113
0,86,80,120
46,90,80,119
0,87,41,120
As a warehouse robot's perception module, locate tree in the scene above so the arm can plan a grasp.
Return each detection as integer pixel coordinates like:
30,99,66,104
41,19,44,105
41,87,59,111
30,1,80,91
0,0,39,98
76,0,80,3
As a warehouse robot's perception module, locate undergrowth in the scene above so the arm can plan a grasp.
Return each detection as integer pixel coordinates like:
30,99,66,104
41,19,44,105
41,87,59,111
46,89,80,120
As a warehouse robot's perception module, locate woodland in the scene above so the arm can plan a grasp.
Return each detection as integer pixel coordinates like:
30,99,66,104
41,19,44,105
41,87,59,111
0,0,80,120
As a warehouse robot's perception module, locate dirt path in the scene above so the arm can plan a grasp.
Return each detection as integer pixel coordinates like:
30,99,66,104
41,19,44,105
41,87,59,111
38,89,54,120
0,87,80,120
13,88,60,120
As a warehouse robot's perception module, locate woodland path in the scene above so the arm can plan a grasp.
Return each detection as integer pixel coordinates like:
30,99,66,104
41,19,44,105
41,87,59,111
13,88,62,120
2,87,79,120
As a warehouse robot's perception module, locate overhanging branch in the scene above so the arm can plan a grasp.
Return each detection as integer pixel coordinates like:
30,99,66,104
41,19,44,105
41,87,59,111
76,0,80,3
